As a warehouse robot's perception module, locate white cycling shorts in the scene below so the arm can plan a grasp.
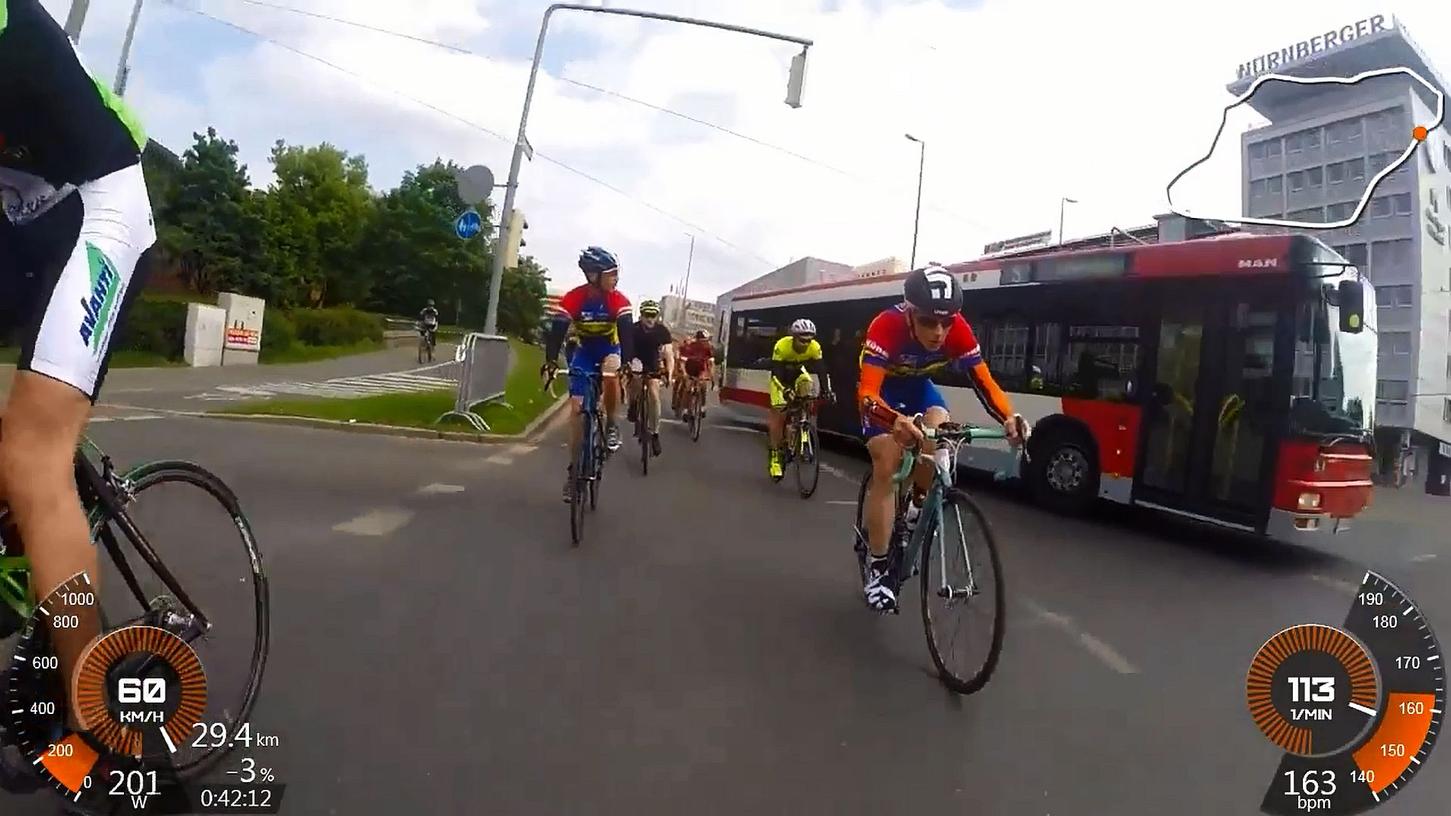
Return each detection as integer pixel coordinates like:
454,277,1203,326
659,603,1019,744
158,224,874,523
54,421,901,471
0,163,157,401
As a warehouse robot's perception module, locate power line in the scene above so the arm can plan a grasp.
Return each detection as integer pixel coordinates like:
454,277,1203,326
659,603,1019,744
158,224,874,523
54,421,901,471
162,1,782,268
208,0,996,234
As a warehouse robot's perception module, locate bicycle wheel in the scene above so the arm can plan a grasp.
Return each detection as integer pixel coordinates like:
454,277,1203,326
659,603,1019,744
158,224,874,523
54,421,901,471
852,470,872,583
589,418,605,511
90,460,269,779
795,418,820,499
920,487,1005,695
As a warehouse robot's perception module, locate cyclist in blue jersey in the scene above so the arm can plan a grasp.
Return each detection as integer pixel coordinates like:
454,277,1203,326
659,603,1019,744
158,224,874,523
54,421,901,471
0,0,158,785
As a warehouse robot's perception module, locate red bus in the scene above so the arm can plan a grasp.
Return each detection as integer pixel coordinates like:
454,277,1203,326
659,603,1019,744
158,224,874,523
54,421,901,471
719,232,1377,544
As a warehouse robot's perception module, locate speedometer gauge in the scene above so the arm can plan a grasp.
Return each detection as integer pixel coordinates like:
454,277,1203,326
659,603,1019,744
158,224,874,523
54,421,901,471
1247,570,1443,815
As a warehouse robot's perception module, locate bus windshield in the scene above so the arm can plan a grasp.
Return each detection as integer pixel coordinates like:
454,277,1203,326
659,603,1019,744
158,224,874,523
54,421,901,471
1291,273,1377,440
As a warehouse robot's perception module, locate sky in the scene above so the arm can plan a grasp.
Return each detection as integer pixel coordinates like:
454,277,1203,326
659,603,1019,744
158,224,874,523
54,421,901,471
46,0,1451,305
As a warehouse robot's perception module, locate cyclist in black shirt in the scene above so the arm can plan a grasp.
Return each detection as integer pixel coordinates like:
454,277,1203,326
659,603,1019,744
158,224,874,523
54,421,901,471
0,0,157,777
625,300,675,456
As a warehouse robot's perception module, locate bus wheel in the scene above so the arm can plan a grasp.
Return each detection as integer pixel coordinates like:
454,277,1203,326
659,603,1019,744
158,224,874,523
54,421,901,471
1029,430,1099,514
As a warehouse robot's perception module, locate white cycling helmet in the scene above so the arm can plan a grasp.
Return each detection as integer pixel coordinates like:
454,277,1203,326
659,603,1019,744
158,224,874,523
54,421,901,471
790,318,816,336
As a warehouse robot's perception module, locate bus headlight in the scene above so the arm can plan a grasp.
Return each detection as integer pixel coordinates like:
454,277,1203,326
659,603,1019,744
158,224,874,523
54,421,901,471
1298,491,1323,510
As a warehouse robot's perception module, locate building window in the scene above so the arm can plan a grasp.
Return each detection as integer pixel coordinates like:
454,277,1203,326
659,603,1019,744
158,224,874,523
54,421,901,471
1378,284,1414,308
1267,139,1283,157
1444,398,1451,424
1340,243,1368,268
1328,125,1343,145
1268,176,1284,195
1393,192,1413,216
1305,128,1322,149
1376,380,1409,403
1305,166,1323,187
1327,202,1355,221
1287,133,1303,154
1250,142,1267,160
1290,171,1305,192
1371,197,1393,219
1380,332,1412,356
1289,207,1323,223
1368,151,1397,174
1371,239,1413,277
1328,162,1347,184
1348,158,1366,181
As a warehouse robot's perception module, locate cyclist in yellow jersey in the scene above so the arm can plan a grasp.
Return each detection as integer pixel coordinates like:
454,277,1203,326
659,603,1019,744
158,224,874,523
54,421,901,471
766,319,833,479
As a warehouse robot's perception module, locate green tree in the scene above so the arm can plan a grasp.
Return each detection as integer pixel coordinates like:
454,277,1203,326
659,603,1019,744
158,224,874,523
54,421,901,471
261,140,375,307
360,159,491,323
154,128,255,295
497,255,549,339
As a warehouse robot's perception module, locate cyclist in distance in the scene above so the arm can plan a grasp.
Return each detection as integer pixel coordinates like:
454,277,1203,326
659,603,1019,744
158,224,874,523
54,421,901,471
418,298,440,345
766,319,833,480
674,329,716,420
857,265,1027,612
625,300,674,456
542,246,634,502
0,0,159,775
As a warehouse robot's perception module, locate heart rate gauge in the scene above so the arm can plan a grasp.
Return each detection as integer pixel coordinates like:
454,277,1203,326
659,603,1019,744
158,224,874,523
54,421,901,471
1248,571,1443,815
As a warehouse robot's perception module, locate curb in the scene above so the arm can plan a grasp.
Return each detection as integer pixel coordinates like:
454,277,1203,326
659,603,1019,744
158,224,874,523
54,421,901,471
195,395,572,445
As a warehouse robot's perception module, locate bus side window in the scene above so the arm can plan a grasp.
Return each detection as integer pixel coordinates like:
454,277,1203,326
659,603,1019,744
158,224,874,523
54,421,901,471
1062,325,1141,403
981,318,1029,391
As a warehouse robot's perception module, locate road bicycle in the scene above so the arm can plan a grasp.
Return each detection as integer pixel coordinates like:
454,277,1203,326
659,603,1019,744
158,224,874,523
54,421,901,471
682,375,710,443
545,366,611,547
851,414,1022,694
777,393,828,499
0,436,270,790
417,322,438,364
626,368,666,476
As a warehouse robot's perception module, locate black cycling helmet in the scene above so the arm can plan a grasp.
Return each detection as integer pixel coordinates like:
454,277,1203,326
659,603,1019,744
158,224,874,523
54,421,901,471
578,246,619,278
903,264,962,317
694,330,708,340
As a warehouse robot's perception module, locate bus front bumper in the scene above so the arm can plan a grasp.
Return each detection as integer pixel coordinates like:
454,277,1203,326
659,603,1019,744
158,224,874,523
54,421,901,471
1265,508,1355,542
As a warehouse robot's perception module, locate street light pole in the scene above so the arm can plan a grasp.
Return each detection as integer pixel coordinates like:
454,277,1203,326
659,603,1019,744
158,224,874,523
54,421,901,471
1058,196,1078,246
482,3,813,336
905,133,925,269
64,0,90,42
113,0,146,97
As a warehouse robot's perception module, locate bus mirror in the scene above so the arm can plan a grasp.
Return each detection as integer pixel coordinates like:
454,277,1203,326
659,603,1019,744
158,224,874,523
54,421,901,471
1338,280,1365,334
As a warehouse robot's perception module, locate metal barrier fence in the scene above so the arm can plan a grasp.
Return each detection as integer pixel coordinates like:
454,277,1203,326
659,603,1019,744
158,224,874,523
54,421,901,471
436,333,513,431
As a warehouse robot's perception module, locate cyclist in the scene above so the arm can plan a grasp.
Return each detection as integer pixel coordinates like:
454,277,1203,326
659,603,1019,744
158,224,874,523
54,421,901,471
673,329,715,420
0,0,158,784
418,298,440,349
624,300,674,456
542,246,634,502
766,319,833,480
857,265,1027,612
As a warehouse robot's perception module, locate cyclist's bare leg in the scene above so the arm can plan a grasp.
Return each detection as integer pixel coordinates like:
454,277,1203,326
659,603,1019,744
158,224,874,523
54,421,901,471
865,434,905,558
767,406,786,451
646,377,662,435
0,373,101,731
910,407,952,494
567,396,585,454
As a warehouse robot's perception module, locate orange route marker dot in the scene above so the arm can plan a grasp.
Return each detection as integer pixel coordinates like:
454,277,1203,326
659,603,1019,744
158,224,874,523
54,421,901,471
1413,125,1428,141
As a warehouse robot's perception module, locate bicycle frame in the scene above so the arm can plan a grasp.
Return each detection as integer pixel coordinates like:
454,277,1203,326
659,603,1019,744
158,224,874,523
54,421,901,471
0,438,212,640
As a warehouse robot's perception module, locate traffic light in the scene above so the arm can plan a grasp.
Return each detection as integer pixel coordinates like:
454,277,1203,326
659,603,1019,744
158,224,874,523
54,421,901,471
503,208,528,269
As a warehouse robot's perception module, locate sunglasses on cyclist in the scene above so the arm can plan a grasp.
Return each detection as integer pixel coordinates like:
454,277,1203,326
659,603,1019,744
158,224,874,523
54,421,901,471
792,334,815,342
914,314,954,330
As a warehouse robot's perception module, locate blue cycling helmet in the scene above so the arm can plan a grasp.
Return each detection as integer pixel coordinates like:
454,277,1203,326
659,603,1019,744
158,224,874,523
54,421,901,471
578,246,619,278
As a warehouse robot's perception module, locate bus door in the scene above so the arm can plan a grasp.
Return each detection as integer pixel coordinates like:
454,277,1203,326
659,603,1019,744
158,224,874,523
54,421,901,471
1134,281,1291,529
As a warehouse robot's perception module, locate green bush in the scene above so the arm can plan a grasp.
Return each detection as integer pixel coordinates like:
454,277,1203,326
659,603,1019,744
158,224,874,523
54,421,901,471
114,298,188,359
288,307,383,347
262,311,296,354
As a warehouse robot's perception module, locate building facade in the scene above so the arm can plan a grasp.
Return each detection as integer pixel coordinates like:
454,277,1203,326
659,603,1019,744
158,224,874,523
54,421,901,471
1229,15,1451,492
660,294,718,341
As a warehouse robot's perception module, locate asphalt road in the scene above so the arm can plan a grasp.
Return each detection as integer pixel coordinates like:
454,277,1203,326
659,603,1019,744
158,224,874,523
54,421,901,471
0,344,459,414
5,401,1449,815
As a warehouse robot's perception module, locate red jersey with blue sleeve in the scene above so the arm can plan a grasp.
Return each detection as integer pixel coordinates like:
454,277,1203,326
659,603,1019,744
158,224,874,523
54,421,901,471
858,304,1013,427
552,285,631,345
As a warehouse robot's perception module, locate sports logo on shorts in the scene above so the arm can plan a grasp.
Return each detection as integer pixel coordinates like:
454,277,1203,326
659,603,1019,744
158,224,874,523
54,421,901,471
79,244,121,351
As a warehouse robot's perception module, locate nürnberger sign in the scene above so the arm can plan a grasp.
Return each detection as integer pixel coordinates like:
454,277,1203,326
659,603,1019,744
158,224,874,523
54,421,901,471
1235,15,1389,82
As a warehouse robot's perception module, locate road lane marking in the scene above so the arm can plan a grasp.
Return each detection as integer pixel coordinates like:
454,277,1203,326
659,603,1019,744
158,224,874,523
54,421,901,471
508,444,538,455
826,500,857,505
486,454,514,465
1309,574,1359,596
820,462,853,482
1021,597,1140,675
416,483,466,495
1410,553,1437,563
333,508,414,537
117,414,164,422
719,425,758,434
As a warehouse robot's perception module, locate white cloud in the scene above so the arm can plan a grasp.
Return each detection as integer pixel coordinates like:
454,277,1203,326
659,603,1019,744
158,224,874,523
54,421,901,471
50,0,1451,305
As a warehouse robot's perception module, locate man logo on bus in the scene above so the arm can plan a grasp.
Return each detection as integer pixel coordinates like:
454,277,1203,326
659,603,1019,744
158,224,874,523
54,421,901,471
1238,258,1278,269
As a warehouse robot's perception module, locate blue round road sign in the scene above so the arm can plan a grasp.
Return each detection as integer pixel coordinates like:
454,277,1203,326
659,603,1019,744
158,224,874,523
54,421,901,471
455,209,483,240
